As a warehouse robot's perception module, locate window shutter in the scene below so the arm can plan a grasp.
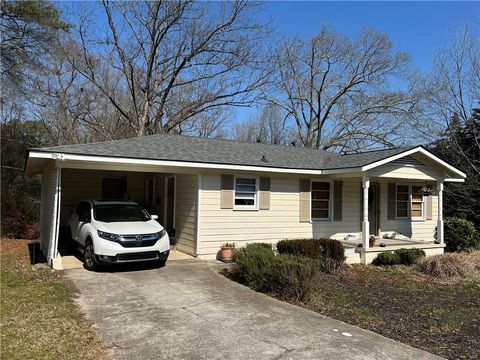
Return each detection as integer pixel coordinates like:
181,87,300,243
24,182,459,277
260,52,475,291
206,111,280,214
387,183,396,220
299,179,311,222
425,195,433,220
333,181,342,221
220,175,234,209
259,177,270,210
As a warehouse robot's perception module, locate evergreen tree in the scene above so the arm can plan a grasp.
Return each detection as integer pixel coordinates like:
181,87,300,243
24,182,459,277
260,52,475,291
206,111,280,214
430,109,480,228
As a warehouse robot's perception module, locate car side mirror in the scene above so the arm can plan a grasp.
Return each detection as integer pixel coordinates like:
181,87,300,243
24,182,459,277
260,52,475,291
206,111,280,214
78,215,90,223
151,214,159,221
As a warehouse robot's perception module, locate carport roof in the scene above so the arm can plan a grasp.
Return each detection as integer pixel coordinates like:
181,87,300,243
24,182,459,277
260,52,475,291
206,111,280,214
30,133,418,171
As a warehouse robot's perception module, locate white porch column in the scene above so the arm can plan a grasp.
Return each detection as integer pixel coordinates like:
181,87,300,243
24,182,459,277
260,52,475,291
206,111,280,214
437,181,444,245
362,174,370,249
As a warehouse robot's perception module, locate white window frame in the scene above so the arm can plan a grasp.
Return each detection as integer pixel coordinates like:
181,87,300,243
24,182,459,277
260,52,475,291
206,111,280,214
310,179,332,221
396,184,425,221
234,176,259,210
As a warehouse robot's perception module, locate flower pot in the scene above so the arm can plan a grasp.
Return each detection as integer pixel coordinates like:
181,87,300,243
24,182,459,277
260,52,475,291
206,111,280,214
219,246,234,262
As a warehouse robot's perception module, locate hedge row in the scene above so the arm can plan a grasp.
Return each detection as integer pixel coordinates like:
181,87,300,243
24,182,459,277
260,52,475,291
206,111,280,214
276,238,345,272
231,243,320,301
372,248,426,266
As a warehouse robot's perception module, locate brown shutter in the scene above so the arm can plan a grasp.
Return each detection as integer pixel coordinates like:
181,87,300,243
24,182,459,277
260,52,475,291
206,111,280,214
299,179,311,222
387,183,396,220
259,177,270,210
425,195,433,220
220,175,234,209
333,180,342,221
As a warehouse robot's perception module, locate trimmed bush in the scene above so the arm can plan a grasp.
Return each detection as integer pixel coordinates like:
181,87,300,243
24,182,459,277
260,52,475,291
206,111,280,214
394,248,426,265
372,248,425,266
416,251,480,278
276,238,345,272
232,243,320,301
2,210,27,238
372,251,400,266
442,217,480,253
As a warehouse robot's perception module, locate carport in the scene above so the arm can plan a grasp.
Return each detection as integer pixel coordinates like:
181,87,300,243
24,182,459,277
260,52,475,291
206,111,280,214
26,152,200,269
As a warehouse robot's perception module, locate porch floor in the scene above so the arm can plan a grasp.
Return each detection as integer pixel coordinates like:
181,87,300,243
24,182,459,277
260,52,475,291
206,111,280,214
342,237,438,249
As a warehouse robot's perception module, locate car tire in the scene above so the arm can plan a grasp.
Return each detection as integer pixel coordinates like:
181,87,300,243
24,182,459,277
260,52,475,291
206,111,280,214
157,259,166,268
84,240,97,271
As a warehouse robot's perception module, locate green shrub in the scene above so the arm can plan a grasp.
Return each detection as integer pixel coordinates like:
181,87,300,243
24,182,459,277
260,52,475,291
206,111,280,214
372,251,400,266
373,248,426,266
232,244,320,301
276,238,345,272
442,217,480,253
394,248,426,265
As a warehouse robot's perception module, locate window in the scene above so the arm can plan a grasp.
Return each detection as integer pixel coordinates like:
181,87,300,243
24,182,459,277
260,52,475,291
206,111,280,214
396,185,409,218
311,181,331,220
411,185,424,219
396,184,424,220
234,177,257,208
102,177,127,199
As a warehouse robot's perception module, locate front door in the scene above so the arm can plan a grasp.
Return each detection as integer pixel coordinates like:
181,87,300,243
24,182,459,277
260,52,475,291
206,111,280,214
368,184,380,236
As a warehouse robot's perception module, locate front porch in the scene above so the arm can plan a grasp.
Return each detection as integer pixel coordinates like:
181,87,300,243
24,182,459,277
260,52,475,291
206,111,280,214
341,237,445,264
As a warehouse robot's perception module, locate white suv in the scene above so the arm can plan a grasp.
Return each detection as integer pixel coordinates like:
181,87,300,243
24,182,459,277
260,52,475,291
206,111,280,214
67,200,170,270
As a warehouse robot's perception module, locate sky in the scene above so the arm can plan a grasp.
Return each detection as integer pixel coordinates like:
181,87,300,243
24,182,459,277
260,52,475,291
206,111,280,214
234,0,480,122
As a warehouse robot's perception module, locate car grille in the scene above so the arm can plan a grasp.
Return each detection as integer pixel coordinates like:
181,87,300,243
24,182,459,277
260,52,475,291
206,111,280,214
118,234,158,248
118,251,159,262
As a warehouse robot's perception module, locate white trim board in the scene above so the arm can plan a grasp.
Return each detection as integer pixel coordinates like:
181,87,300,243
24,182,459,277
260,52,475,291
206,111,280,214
28,146,466,180
28,151,324,175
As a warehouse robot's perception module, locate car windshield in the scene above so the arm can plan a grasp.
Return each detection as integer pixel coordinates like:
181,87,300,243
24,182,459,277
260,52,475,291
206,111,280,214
93,204,151,222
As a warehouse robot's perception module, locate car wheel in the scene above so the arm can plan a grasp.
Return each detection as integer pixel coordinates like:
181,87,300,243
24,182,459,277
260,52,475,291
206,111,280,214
84,241,97,271
156,259,166,268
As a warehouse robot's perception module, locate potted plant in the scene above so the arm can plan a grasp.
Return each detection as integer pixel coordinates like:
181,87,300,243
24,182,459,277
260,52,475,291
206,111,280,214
219,243,235,262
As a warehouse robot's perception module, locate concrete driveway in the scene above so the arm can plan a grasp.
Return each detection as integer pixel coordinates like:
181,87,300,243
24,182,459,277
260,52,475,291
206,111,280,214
65,260,441,360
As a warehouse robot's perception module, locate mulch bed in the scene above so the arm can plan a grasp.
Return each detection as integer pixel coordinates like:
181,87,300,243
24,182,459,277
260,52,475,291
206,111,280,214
306,265,480,360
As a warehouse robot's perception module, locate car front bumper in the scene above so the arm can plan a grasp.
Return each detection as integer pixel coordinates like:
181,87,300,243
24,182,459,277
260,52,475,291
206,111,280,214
96,250,170,265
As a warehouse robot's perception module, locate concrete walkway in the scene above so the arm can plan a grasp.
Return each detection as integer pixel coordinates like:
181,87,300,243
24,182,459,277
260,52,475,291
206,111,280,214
65,260,442,360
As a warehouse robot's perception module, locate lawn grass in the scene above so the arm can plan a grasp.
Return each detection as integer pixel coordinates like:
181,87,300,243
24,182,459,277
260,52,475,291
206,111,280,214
308,265,480,360
1,239,111,360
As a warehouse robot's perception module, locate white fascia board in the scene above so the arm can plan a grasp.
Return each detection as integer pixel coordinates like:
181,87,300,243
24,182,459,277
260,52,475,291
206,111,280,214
322,167,362,174
28,151,324,175
444,178,465,183
361,147,467,179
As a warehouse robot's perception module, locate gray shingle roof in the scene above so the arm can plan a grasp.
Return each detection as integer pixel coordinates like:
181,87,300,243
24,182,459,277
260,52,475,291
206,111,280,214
31,133,417,171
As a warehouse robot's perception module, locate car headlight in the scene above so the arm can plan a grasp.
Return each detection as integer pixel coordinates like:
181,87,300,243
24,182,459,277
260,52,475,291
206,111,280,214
156,229,167,239
97,230,120,241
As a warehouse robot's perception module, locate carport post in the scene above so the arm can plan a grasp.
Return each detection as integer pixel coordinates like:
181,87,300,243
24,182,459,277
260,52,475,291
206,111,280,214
49,166,63,269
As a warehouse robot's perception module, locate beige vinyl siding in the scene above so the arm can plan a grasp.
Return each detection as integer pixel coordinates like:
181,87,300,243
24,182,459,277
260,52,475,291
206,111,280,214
379,181,438,240
312,178,361,240
174,174,197,255
199,175,313,256
60,169,146,225
368,163,441,181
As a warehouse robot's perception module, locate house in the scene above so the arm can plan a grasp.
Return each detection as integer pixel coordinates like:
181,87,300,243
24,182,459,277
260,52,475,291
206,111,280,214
25,134,466,269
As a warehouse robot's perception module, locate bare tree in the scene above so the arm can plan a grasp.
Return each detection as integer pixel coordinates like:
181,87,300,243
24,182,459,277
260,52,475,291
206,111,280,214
232,104,290,144
428,26,480,174
68,0,270,137
268,26,423,152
